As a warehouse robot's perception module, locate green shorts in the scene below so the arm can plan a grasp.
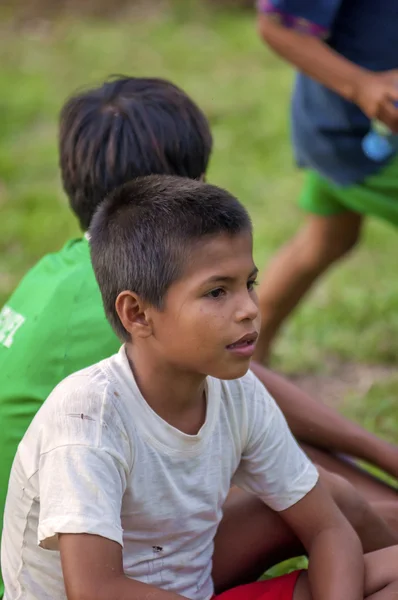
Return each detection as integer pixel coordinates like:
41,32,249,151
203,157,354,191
299,154,398,226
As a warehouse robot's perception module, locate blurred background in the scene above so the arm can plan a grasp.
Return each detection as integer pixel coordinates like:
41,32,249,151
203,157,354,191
0,0,396,449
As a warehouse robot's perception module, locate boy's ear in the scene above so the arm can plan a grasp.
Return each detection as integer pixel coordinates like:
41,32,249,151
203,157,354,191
115,291,153,339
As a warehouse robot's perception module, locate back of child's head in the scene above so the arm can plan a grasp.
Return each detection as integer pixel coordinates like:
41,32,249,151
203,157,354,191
90,175,252,340
59,76,213,231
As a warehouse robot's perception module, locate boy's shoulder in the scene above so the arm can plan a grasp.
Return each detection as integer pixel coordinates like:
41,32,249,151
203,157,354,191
48,357,113,405
10,237,96,303
16,349,134,488
36,356,114,422
44,348,127,418
0,237,119,386
2,237,97,334
26,350,132,455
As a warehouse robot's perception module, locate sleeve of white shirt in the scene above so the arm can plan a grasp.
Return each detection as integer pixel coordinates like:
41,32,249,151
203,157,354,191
232,371,319,511
38,445,128,549
36,374,131,550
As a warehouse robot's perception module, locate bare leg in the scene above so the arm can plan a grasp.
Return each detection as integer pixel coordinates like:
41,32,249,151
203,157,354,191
372,502,398,532
318,467,398,550
292,572,312,600
364,547,398,598
212,488,304,593
212,473,397,593
293,546,398,600
366,581,398,600
254,212,362,363
250,362,398,494
302,443,398,503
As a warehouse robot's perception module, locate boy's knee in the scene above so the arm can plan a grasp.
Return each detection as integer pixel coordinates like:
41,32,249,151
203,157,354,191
321,471,368,525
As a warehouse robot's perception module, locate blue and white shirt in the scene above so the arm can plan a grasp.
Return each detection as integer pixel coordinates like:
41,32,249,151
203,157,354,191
258,0,398,185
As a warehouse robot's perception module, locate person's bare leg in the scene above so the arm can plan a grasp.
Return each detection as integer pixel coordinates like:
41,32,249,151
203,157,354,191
372,502,398,532
212,488,304,593
212,474,397,593
254,212,363,363
318,468,398,550
364,546,398,600
293,546,398,600
366,579,398,600
250,362,398,497
292,572,312,600
302,443,398,503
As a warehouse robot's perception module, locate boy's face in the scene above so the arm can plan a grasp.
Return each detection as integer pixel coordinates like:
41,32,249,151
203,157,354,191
148,231,260,380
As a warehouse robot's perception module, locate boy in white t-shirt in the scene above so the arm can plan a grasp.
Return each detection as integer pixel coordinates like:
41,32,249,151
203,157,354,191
2,176,398,600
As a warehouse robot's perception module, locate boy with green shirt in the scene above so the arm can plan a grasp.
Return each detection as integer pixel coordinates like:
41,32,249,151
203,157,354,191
0,78,212,545
1,75,397,597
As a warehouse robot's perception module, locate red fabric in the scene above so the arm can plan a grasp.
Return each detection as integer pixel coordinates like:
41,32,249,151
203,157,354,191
214,571,302,600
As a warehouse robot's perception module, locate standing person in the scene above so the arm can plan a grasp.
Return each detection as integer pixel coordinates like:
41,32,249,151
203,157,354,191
2,175,398,600
254,0,398,363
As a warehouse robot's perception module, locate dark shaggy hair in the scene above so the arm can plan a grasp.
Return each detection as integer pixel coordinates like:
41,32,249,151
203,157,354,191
90,175,252,340
59,76,213,230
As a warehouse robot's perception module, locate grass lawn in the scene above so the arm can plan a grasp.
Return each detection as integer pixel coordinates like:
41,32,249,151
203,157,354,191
1,5,396,451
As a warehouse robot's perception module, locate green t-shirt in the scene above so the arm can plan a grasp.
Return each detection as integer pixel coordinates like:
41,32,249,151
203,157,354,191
0,237,120,593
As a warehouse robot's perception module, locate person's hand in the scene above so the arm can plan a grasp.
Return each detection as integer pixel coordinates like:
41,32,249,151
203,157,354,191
354,70,398,133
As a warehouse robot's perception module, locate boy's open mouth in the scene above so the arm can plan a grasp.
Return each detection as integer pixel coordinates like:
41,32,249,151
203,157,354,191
226,332,258,350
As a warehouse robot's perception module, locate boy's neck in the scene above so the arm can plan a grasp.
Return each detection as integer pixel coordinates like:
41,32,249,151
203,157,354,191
125,343,207,435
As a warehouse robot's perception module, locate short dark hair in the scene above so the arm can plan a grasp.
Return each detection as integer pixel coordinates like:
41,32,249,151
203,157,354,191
90,175,252,340
59,76,213,230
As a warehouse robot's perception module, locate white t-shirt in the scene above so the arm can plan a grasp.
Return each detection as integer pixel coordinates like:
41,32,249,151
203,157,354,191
2,346,318,600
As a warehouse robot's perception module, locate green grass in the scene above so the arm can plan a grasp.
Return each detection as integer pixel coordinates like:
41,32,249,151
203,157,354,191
1,7,397,445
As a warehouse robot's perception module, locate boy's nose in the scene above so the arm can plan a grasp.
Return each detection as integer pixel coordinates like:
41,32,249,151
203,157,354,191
236,292,259,322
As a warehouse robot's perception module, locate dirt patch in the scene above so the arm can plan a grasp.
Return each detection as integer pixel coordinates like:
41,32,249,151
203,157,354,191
289,361,397,408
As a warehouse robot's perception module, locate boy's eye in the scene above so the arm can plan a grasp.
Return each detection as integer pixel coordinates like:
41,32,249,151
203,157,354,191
247,279,258,291
206,288,226,299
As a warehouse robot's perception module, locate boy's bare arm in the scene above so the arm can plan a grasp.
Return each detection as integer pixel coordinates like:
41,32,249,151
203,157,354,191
280,481,364,600
257,14,398,132
59,533,188,600
250,361,398,479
